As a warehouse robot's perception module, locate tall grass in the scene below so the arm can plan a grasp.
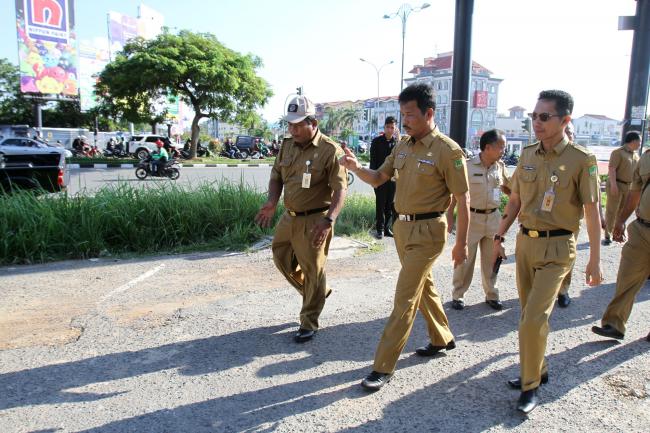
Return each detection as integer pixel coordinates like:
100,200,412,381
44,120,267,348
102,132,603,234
0,183,375,265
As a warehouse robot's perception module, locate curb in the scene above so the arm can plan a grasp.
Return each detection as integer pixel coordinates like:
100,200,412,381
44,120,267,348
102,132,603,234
69,163,371,169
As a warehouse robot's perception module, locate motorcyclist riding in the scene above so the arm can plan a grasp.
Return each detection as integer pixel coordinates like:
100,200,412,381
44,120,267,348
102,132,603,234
152,139,169,175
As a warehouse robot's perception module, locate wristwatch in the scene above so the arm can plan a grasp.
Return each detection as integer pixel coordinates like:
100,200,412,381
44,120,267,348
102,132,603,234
494,234,505,243
324,216,334,224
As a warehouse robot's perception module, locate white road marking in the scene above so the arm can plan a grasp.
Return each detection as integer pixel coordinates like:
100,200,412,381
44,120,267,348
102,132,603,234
99,264,166,303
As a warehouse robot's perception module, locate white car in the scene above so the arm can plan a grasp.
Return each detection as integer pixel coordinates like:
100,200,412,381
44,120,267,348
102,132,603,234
128,134,170,159
0,137,69,192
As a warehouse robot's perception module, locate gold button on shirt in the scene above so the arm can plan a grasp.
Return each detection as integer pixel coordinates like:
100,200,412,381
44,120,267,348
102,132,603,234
512,137,600,233
377,127,468,214
632,150,650,221
270,130,347,212
609,145,640,184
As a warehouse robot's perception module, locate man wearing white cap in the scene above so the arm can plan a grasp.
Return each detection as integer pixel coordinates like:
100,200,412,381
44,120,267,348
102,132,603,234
255,95,348,343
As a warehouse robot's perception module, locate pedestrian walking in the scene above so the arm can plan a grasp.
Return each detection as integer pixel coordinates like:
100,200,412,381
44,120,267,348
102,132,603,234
592,146,650,340
255,95,347,343
340,83,469,391
603,131,641,245
450,129,511,311
492,90,602,414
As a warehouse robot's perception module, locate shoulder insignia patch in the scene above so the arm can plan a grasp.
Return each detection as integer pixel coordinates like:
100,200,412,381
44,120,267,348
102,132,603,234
454,158,463,170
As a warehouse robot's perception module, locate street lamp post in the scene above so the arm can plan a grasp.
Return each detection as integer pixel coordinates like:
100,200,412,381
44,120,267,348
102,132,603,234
360,58,394,136
384,3,430,94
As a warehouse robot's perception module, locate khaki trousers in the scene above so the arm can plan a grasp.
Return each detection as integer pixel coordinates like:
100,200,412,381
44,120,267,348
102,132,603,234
601,221,650,333
272,212,332,331
452,235,499,301
515,231,575,391
604,182,630,239
373,217,455,374
559,230,579,296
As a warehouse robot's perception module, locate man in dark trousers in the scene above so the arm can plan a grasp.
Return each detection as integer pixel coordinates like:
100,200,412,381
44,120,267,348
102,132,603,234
370,116,399,239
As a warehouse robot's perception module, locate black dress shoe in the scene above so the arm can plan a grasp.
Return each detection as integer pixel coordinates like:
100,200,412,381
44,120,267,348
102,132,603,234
591,324,624,340
646,331,650,342
507,372,549,390
451,299,465,310
415,340,456,356
326,288,333,299
384,227,394,237
603,238,612,245
557,293,571,308
485,299,504,311
375,230,383,239
294,328,316,343
361,371,393,391
516,388,539,414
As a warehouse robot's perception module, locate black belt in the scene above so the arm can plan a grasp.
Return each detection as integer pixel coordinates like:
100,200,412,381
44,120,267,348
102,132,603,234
616,179,631,185
470,207,498,214
637,217,650,228
397,211,443,222
521,226,573,238
287,206,329,217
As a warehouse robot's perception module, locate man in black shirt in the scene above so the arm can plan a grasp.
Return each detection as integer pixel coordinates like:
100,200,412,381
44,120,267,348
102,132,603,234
370,116,398,238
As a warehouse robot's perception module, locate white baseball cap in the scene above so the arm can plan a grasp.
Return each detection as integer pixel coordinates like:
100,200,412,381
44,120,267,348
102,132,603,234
284,95,316,124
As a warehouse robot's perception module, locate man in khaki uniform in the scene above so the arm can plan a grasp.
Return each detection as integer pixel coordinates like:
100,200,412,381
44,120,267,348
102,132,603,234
450,129,511,311
493,90,602,414
255,95,347,343
340,83,470,391
592,146,650,340
603,131,641,245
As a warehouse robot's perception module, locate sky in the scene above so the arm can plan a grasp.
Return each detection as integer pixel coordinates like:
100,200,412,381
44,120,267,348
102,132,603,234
0,0,640,123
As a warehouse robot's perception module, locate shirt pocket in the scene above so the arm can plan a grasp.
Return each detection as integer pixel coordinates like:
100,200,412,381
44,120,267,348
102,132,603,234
415,160,435,176
469,174,484,184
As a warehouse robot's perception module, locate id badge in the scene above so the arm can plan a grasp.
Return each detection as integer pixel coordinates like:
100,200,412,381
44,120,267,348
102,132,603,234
493,188,501,202
541,190,555,212
302,173,312,188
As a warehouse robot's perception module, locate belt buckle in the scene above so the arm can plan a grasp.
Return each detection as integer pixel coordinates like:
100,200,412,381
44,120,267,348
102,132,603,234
398,214,412,222
288,211,297,217
528,230,539,238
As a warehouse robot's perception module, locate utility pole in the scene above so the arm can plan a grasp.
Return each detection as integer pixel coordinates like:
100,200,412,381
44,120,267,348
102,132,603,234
449,0,474,149
620,0,650,145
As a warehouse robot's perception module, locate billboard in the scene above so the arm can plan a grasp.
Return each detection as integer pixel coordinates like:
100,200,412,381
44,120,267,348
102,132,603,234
78,38,109,111
473,91,488,109
15,0,78,97
107,11,139,58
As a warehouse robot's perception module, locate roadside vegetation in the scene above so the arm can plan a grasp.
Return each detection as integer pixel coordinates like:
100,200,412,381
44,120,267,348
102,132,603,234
0,182,374,265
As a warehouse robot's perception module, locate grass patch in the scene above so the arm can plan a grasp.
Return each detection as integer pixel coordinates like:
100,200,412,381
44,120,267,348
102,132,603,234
0,182,375,265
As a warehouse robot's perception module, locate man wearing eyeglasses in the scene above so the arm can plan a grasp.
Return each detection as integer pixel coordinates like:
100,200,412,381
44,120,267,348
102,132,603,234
255,95,348,343
492,90,602,414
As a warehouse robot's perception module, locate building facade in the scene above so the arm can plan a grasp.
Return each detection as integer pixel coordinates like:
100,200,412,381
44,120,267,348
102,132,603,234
404,52,502,145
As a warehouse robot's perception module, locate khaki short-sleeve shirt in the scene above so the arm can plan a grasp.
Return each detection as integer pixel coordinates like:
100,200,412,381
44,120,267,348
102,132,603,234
631,149,650,221
467,155,511,210
270,130,347,212
512,138,599,233
378,127,468,214
609,146,640,183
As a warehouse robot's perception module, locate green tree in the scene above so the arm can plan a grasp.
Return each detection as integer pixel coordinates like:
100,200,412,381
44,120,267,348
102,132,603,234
96,30,272,157
0,58,33,125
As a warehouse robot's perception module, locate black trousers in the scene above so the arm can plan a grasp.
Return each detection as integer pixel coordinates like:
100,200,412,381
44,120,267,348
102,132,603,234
374,181,395,232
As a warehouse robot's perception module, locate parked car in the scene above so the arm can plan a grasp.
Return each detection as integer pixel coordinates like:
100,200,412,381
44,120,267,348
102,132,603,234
128,134,171,160
0,137,69,193
234,135,264,158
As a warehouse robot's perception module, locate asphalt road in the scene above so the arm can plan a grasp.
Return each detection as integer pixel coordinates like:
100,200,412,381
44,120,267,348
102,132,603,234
0,226,648,432
67,166,375,196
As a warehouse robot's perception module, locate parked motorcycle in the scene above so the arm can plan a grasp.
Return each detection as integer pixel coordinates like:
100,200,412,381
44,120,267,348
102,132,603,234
219,143,243,159
135,157,181,180
503,152,519,166
179,140,212,158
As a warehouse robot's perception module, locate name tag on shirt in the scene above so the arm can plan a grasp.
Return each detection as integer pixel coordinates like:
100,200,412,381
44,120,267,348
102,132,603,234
493,188,501,202
302,173,311,188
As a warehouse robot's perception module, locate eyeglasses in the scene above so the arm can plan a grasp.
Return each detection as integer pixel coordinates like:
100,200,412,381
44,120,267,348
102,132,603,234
528,112,563,122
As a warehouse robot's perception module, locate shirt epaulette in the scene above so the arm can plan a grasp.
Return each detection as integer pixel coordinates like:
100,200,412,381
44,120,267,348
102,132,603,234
569,142,592,156
523,141,539,150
